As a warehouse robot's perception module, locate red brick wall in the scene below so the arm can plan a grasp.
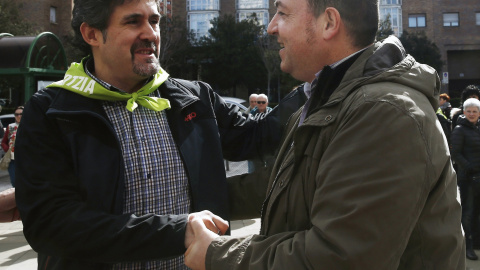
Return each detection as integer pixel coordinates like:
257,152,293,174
402,0,480,93
16,0,73,39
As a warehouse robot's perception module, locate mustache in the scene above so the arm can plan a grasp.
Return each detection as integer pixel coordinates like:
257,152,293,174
130,41,158,57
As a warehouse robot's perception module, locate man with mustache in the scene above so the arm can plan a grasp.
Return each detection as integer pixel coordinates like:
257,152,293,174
14,0,281,269
184,0,465,269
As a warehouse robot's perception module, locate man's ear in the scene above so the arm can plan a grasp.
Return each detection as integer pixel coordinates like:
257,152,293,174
322,7,341,40
80,22,103,47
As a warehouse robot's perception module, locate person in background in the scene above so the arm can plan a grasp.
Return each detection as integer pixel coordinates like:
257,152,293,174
247,93,274,172
1,106,23,187
184,0,464,269
250,94,272,117
0,188,20,222
451,85,480,129
437,93,451,144
451,98,480,261
245,93,258,114
439,93,452,119
0,105,4,141
245,93,259,173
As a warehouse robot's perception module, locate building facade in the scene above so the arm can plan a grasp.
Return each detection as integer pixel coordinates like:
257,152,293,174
176,0,479,96
160,0,173,18
379,0,403,36
14,0,73,40
173,0,276,40
381,0,480,96
10,0,479,98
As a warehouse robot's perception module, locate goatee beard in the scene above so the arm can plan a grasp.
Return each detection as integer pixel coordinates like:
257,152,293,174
133,59,160,77
131,41,161,77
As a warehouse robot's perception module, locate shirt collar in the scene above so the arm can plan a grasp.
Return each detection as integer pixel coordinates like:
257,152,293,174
304,45,371,99
84,56,153,94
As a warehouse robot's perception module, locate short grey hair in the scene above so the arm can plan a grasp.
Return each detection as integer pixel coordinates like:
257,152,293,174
464,98,480,111
249,94,259,100
257,94,268,102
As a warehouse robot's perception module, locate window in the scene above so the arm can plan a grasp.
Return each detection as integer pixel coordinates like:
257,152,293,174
408,14,426,27
381,0,401,4
187,0,219,11
476,12,480,26
237,0,268,9
443,13,459,27
188,12,218,39
379,7,402,36
50,6,57,23
237,10,269,26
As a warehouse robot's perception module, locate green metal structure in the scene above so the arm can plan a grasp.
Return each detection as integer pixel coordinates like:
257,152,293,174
0,32,67,105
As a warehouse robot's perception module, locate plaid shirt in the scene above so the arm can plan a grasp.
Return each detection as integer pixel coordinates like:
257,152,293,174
104,97,191,270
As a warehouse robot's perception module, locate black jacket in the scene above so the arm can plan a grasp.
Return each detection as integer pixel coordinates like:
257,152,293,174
15,77,279,269
437,112,451,144
451,115,480,180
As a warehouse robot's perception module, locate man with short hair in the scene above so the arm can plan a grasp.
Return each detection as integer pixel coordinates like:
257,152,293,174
439,93,451,109
250,94,272,117
437,93,452,143
14,0,278,269
245,93,258,114
184,0,465,269
438,93,452,120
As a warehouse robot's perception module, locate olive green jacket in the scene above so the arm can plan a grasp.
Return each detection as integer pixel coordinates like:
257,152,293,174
207,36,465,269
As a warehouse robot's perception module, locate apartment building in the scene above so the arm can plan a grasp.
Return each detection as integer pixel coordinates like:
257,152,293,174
13,0,74,40
172,0,275,40
10,0,478,96
174,0,479,95
379,0,403,36
160,0,173,18
380,0,480,95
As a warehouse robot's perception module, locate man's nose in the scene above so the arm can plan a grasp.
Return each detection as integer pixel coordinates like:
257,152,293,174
267,15,278,36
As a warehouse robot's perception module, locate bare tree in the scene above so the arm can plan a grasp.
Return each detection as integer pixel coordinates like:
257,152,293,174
159,16,194,72
256,34,282,99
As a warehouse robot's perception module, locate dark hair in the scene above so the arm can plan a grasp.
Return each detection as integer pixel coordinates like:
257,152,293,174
439,93,450,102
461,85,480,104
306,0,379,48
71,0,160,56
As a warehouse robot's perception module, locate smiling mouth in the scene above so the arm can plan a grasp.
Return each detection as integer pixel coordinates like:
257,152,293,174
136,49,154,55
131,41,158,58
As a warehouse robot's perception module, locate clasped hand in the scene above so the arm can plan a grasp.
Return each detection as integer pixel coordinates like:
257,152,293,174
184,210,228,270
0,188,20,223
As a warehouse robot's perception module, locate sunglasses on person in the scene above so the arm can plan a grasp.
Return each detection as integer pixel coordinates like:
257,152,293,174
14,113,22,116
257,101,266,104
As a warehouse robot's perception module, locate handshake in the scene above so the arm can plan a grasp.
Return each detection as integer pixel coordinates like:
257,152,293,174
0,188,20,223
184,210,229,270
